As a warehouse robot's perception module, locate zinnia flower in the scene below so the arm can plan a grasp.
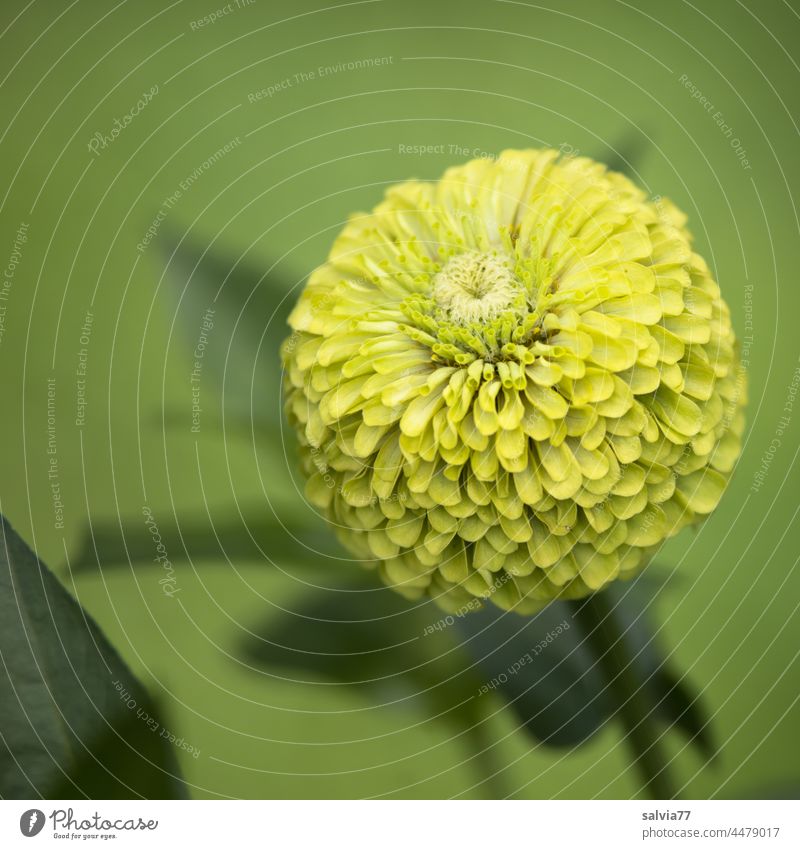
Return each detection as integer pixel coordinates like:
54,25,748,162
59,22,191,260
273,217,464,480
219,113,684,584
282,149,745,613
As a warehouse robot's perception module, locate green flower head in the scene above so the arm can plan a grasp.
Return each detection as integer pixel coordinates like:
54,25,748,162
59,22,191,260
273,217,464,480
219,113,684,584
282,149,746,614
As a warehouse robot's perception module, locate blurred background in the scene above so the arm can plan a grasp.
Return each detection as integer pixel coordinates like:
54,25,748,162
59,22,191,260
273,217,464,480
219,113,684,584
0,0,798,799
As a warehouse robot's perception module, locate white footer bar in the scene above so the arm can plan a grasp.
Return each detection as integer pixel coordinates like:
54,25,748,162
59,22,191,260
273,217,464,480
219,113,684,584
2,800,797,847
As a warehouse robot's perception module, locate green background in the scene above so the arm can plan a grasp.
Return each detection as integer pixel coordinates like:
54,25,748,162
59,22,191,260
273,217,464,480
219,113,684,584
1,0,798,798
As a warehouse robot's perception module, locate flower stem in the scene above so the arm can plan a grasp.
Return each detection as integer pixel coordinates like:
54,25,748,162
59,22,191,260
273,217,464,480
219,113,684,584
464,696,512,799
573,590,678,800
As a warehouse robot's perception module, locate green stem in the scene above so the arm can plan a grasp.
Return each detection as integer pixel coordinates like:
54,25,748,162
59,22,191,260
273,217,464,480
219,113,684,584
573,590,678,800
464,697,512,800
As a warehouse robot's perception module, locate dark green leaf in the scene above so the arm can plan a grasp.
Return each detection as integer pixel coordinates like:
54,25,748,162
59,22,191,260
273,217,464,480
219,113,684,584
649,665,716,761
454,600,608,746
47,697,189,800
453,571,714,754
0,517,185,798
569,576,716,761
603,578,717,760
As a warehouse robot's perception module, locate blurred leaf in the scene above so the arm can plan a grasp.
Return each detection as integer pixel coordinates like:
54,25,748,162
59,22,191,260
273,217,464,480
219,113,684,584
242,566,712,760
648,665,716,761
239,563,719,800
570,577,716,762
240,574,513,794
595,127,651,179
450,570,714,758
0,516,185,799
454,600,608,747
602,578,717,761
242,573,481,698
160,233,295,432
69,508,339,574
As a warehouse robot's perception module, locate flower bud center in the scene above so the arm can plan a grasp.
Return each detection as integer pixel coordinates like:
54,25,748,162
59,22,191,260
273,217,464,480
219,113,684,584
432,251,521,323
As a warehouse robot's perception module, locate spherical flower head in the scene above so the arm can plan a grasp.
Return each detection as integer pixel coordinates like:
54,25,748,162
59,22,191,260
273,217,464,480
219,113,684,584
282,149,746,614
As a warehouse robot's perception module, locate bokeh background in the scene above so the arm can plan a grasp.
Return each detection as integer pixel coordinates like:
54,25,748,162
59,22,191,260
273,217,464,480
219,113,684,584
1,0,798,798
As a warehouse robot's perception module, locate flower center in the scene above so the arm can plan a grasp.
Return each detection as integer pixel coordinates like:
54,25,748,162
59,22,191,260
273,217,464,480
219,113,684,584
432,251,521,323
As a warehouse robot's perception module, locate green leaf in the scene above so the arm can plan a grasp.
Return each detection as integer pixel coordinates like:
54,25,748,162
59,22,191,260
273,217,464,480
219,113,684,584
454,600,608,746
242,573,480,696
75,240,321,576
240,574,514,796
241,567,714,795
47,697,190,800
454,571,714,756
602,578,717,761
0,517,186,798
69,508,339,574
159,234,294,432
570,586,678,798
648,665,716,761
569,576,716,762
